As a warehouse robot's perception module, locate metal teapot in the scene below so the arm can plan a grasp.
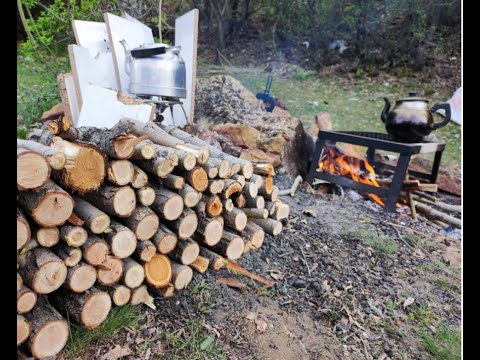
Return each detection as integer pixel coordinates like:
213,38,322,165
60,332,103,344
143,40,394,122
381,92,451,143
120,40,187,98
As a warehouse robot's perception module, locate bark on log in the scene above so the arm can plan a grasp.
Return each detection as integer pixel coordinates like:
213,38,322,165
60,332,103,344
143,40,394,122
199,247,226,270
251,218,283,236
17,148,51,190
24,297,69,358
104,221,137,259
201,162,219,179
72,196,110,234
136,186,156,207
174,167,209,192
67,212,85,226
252,162,275,176
230,174,245,187
151,225,178,254
63,262,96,293
50,287,112,330
206,179,224,195
190,255,209,273
170,239,200,265
263,186,279,202
194,216,223,246
258,176,274,196
233,194,246,208
220,198,234,212
265,200,290,220
130,140,156,160
173,148,197,171
221,179,243,199
17,315,31,347
197,195,223,217
59,224,88,247
164,208,198,240
150,283,175,298
18,248,67,294
144,253,172,288
243,182,258,198
97,255,124,286
222,207,247,231
242,208,269,219
206,157,230,178
152,144,180,167
133,240,157,262
171,262,194,290
34,226,60,247
52,242,82,267
130,284,155,308
208,231,244,260
17,180,74,227
122,258,145,288
410,193,461,213
245,195,265,209
163,174,186,190
134,156,175,178
82,184,136,218
122,205,159,240
131,164,149,188
81,234,110,266
17,207,31,251
179,184,201,208
107,159,134,186
150,188,184,220
249,174,263,189
17,272,23,292
243,221,265,250
17,285,38,314
413,202,462,228
97,284,131,306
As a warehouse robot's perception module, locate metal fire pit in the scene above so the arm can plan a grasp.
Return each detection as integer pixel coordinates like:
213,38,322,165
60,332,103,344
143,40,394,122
306,130,445,212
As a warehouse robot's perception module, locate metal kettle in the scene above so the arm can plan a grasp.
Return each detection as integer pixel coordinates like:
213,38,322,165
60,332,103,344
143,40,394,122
381,92,451,143
120,40,187,98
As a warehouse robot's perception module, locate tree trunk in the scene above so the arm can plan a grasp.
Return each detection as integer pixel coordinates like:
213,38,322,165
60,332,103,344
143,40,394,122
136,186,156,207
151,225,178,254
169,239,200,265
151,188,184,221
59,224,88,247
144,253,172,288
121,258,145,289
82,184,136,218
134,240,157,262
52,242,82,267
179,184,201,208
97,255,124,286
208,230,244,260
171,261,194,290
17,207,31,251
72,196,111,234
107,159,134,186
17,285,37,314
17,148,51,190
163,208,198,240
251,218,282,235
222,207,247,231
81,234,110,266
63,262,96,293
122,205,159,240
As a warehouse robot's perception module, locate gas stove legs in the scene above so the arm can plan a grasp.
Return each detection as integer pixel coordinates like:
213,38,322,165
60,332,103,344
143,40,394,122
430,150,443,184
384,154,410,212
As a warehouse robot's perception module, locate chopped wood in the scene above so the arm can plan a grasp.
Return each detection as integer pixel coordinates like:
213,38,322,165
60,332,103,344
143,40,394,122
198,195,223,217
107,159,134,185
245,195,265,209
258,176,274,196
201,162,219,179
221,198,234,212
266,186,279,202
172,148,197,171
410,193,461,213
82,184,136,218
67,212,85,226
164,208,198,240
135,156,175,178
17,285,38,314
251,218,283,236
180,184,201,208
194,217,224,246
17,139,67,170
208,231,244,260
72,196,111,234
207,157,230,178
18,248,67,294
221,179,243,199
217,277,247,289
130,164,149,188
278,175,302,196
242,208,269,219
64,262,97,292
17,148,51,190
122,258,145,289
199,246,227,270
122,205,159,240
97,284,131,306
206,179,224,195
231,174,246,187
81,234,110,266
144,253,172,288
170,239,200,265
413,202,461,228
97,255,124,286
163,174,186,190
131,140,156,160
228,163,242,176
136,186,156,207
402,182,438,192
134,240,157,262
152,144,180,167
190,255,209,273
105,221,137,259
265,200,290,220
130,284,155,308
150,283,175,298
32,226,59,248
150,188,184,221
249,174,263,188
175,166,209,192
222,207,248,231
252,162,275,176
243,182,258,198
17,272,23,292
17,315,31,347
59,224,88,247
171,262,194,290
226,260,274,288
243,221,265,251
17,180,74,227
151,225,178,254
233,194,246,208
19,238,39,255
17,207,31,251
52,242,82,267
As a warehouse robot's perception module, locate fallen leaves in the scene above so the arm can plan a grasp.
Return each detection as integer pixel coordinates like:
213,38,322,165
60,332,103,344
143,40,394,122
101,345,132,360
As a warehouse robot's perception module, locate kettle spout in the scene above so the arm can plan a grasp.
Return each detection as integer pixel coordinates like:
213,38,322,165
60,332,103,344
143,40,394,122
381,97,391,123
119,40,132,76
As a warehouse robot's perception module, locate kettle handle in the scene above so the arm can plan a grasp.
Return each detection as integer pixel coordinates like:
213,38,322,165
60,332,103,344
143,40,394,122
131,46,167,58
429,103,451,130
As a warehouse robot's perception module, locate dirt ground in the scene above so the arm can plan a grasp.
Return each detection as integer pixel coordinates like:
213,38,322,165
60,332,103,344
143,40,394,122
77,172,461,360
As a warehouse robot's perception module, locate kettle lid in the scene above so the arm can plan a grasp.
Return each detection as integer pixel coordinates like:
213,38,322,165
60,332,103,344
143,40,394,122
396,91,429,103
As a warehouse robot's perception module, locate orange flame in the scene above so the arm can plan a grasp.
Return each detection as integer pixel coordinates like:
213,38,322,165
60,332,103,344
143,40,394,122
319,145,385,206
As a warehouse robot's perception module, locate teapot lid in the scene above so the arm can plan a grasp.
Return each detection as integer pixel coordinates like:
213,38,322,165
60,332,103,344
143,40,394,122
396,91,429,103
133,43,181,53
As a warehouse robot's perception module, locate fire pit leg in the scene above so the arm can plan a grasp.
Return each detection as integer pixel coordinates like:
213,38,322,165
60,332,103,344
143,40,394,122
430,150,443,184
384,154,410,212
367,147,376,165
306,138,326,184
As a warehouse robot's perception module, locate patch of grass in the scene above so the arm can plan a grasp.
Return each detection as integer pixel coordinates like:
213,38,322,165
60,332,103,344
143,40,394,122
162,319,225,360
343,228,399,257
385,297,397,311
408,304,435,326
435,276,459,292
64,305,140,359
419,325,461,360
189,278,216,314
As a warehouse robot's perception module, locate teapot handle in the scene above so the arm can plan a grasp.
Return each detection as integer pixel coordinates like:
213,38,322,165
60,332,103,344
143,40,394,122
429,103,451,130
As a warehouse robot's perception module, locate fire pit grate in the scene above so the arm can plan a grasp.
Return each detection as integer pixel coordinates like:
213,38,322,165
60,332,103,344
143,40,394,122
306,130,445,212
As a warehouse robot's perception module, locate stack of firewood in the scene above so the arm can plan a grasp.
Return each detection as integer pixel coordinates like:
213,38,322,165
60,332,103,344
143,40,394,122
16,118,289,358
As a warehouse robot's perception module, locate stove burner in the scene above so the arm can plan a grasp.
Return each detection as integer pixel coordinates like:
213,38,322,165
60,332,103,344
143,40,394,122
135,95,188,126
306,130,445,212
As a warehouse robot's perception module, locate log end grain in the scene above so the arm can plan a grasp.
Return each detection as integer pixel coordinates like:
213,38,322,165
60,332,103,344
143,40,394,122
17,150,50,190
113,186,137,217
155,232,178,255
136,187,156,207
162,194,184,221
31,190,74,227
110,229,137,259
17,215,31,251
224,237,244,261
112,285,131,306
180,241,200,265
17,315,30,346
29,316,68,358
108,160,134,186
90,214,111,234
17,286,38,314
97,256,124,286
204,219,223,246
178,212,199,240
69,263,97,292
144,254,172,288
32,258,68,294
63,146,106,193
173,264,193,290
61,225,88,247
81,291,112,330
136,213,160,241
83,240,110,266
36,227,60,247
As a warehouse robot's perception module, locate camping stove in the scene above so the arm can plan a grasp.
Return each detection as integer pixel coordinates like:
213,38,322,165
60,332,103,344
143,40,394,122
136,95,188,126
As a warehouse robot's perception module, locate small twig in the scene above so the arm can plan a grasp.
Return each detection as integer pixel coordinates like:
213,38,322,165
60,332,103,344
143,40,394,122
299,245,311,276
427,260,461,281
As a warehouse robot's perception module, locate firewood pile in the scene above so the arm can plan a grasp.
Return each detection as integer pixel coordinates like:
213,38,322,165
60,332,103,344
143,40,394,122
16,118,289,358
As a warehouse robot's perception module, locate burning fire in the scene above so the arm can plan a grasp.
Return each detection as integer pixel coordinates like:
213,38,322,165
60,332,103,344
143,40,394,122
319,145,385,206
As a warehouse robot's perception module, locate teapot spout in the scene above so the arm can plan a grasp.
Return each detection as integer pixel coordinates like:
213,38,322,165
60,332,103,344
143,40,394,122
381,97,391,123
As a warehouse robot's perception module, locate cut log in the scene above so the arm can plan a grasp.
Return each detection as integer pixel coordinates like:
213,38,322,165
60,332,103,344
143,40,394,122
105,221,137,259
97,255,124,286
64,262,97,292
130,164,149,188
67,212,85,226
174,167,208,192
278,175,302,196
164,208,198,240
228,163,242,176
163,174,186,190
59,224,88,247
402,183,438,192
136,186,156,207
24,298,69,358
17,139,67,170
201,162,219,179
72,196,110,234
82,184,136,218
17,272,23,292
17,180,74,227
265,200,290,220
131,140,156,160
135,156,175,178
17,207,31,251
208,231,244,260
175,149,197,171
251,218,283,236
243,221,265,250
17,148,51,190
107,159,134,186
170,239,200,265
130,284,155,308
18,248,67,294
222,207,248,231
206,157,230,178
199,247,226,270
249,174,263,189
34,226,60,247
144,253,172,288
52,242,82,267
410,193,461,213
151,188,184,220
122,205,159,240
233,194,246,208
221,179,243,199
243,182,258,199
81,234,110,266
258,176,274,196
231,174,246,187
150,283,175,298
171,262,194,290
195,217,224,246
221,198,234,212
50,287,112,330
252,162,275,176
17,315,31,347
17,285,38,314
413,202,461,228
180,184,201,208
197,195,223,217
134,240,157,262
122,258,145,288
190,255,209,273
19,238,39,254
246,195,265,209
242,208,269,219
151,225,178,254
152,144,180,167
268,186,279,202
97,284,131,306
206,179,225,195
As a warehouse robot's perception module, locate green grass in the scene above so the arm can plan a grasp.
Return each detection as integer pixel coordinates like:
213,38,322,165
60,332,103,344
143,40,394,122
188,278,217,314
342,227,399,256
64,305,140,359
162,319,226,360
419,325,461,360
